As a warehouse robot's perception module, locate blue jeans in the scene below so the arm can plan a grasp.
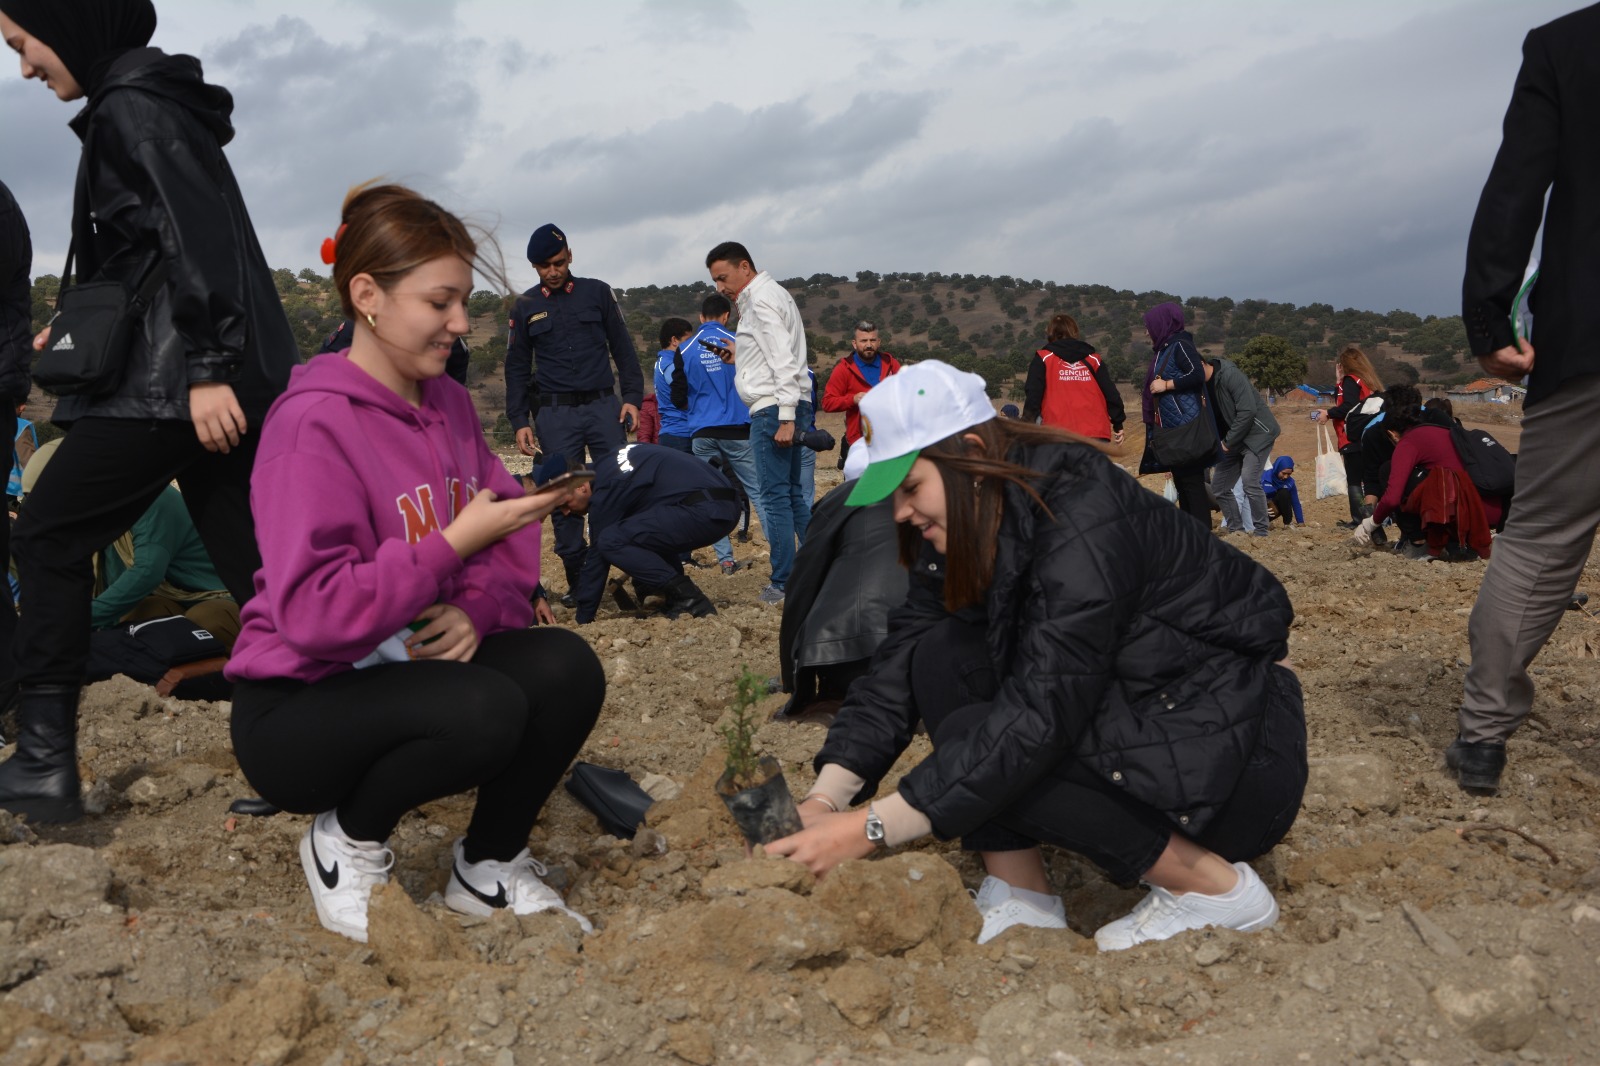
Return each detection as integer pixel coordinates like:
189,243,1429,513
692,436,765,565
750,403,813,588
801,445,815,517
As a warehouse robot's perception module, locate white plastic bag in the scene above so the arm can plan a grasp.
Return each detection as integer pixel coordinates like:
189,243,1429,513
1315,423,1346,500
1162,476,1178,504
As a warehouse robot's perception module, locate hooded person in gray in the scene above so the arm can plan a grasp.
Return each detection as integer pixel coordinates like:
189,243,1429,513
1205,357,1280,536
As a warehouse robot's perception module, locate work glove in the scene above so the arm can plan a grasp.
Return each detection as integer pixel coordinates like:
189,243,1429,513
1350,516,1379,546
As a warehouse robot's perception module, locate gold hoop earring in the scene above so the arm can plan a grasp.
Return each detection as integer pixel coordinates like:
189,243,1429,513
365,313,376,329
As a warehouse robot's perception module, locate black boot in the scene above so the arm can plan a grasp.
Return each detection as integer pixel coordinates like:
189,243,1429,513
1445,738,1506,796
661,575,716,619
0,684,84,824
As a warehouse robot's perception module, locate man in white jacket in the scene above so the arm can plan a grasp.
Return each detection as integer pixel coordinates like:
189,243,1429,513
706,241,811,604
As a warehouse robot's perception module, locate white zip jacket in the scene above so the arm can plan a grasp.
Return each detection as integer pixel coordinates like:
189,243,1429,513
733,270,809,420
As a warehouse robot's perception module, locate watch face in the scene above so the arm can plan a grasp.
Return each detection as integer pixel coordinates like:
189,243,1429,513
865,813,886,843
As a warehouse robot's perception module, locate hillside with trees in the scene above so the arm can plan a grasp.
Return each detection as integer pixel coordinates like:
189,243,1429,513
26,267,1476,422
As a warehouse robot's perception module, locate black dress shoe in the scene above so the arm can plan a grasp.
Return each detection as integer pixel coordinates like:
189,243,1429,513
1445,738,1506,795
559,592,577,609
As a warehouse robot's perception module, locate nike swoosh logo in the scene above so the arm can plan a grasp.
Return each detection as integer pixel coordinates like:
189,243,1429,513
454,862,508,909
311,834,339,890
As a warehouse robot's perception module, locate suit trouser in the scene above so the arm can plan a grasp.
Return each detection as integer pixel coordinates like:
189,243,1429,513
593,499,741,591
535,397,624,587
1461,373,1600,744
1212,446,1271,534
14,418,261,687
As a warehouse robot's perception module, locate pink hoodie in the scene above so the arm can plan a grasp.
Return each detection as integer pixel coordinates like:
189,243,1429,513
226,352,538,683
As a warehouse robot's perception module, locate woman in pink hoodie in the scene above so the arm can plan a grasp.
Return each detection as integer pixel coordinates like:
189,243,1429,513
226,184,604,943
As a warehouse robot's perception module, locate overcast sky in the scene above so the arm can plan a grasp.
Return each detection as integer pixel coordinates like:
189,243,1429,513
1,0,1574,317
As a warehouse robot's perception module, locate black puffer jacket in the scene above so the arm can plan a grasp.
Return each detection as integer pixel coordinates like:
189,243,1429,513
53,47,297,425
814,440,1298,839
0,180,32,405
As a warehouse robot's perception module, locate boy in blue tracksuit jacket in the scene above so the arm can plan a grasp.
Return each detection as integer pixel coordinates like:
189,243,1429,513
653,318,694,452
1261,456,1304,525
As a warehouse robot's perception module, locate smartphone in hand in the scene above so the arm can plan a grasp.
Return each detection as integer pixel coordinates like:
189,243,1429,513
698,338,732,359
529,470,596,493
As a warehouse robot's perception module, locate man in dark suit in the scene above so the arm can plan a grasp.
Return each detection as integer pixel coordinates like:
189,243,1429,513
1454,3,1600,795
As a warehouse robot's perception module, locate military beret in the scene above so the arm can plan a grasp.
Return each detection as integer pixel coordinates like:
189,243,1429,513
531,453,568,486
526,223,568,264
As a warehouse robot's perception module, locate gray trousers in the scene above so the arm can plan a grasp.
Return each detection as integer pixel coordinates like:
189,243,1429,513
1460,373,1600,744
1212,445,1271,535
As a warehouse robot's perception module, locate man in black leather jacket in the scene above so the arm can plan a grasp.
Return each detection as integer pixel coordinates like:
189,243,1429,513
0,0,299,823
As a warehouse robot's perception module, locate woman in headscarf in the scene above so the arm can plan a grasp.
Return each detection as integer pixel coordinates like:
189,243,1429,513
0,0,298,823
1141,302,1215,527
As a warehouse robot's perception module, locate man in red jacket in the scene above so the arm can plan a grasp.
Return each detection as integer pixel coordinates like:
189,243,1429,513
822,322,902,459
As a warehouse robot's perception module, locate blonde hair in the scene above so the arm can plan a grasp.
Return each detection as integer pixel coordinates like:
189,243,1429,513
1336,345,1384,391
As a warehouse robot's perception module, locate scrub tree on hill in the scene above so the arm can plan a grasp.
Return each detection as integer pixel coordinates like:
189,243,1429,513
1232,334,1307,397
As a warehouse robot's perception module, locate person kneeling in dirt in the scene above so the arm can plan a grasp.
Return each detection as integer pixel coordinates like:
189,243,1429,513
1352,393,1502,561
546,444,741,624
767,362,1307,951
1261,456,1304,526
226,184,605,943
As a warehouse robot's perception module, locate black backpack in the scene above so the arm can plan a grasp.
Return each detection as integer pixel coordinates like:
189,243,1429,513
1450,424,1516,499
1343,395,1385,448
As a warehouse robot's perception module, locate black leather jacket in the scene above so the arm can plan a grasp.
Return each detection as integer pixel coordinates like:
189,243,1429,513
0,180,31,405
815,440,1300,838
53,48,297,425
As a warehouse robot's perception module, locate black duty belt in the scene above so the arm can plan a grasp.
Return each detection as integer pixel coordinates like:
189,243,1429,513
539,390,606,406
676,487,739,507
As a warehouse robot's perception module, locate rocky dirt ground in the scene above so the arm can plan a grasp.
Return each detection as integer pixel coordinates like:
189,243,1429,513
3,397,1599,1066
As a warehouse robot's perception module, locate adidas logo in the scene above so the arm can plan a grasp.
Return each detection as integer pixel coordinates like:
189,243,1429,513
51,333,75,352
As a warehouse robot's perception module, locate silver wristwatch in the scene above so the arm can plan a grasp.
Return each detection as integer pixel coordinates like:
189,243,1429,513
864,803,886,847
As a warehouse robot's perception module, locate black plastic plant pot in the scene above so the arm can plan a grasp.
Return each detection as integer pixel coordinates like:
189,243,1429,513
715,755,803,847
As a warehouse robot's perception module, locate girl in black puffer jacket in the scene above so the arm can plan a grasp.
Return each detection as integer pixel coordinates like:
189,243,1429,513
0,0,297,824
768,361,1307,952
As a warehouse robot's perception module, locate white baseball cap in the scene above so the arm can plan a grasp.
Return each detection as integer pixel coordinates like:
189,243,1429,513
846,361,995,506
842,439,871,482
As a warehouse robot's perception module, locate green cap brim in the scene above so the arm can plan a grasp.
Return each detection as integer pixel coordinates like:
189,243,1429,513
846,449,919,506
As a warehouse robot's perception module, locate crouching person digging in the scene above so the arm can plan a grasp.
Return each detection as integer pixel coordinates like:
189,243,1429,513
766,362,1308,951
548,443,741,624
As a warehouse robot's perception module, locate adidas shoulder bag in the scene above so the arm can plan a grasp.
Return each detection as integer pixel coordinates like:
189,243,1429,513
32,240,167,399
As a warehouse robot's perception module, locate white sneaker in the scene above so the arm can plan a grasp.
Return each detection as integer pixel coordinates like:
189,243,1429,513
1094,861,1278,952
444,838,594,933
970,876,1068,945
299,811,394,943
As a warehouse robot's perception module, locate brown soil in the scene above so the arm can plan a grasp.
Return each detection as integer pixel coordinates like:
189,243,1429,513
4,406,1599,1066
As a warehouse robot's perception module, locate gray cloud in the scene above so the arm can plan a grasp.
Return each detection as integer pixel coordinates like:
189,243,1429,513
641,0,749,37
5,0,1583,316
200,16,481,264
506,90,936,231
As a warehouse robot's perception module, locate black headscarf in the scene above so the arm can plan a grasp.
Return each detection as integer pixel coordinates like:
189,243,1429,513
0,0,157,95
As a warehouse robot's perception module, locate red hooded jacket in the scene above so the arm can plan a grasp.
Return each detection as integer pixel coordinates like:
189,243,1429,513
823,352,903,443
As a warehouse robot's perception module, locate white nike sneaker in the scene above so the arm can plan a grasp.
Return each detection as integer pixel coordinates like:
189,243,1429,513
299,811,394,943
1094,861,1279,952
970,875,1069,945
444,838,594,933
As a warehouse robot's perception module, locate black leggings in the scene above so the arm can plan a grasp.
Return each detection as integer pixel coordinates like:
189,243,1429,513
230,628,605,861
910,617,1305,884
1170,463,1211,527
14,417,261,687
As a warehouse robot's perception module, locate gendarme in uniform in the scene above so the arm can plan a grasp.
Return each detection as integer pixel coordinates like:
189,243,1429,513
505,223,644,592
